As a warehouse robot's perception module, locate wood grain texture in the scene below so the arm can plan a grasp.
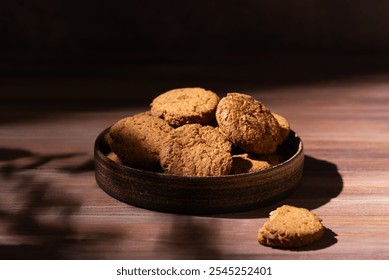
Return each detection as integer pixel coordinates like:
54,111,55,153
1,59,389,259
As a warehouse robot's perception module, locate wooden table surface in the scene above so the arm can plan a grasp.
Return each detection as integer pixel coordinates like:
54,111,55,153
1,55,389,259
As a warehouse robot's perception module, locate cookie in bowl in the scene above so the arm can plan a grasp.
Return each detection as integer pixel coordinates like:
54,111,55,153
216,93,282,155
150,87,220,127
160,124,233,176
109,112,173,171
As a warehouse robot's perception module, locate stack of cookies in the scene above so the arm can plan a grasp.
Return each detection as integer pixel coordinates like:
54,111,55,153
107,87,291,177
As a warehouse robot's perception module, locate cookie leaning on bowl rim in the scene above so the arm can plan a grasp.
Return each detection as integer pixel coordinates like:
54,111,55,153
109,112,173,171
272,112,290,144
216,93,282,155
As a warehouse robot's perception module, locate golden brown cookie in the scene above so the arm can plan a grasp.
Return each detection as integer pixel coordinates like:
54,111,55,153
109,112,173,171
272,113,290,144
150,87,220,127
230,153,271,174
258,205,324,248
216,93,282,155
160,124,232,176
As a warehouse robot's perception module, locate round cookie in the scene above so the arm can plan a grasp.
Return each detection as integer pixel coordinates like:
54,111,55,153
257,205,324,248
160,124,232,176
230,153,271,174
272,113,290,144
150,87,220,127
216,93,282,155
109,112,173,171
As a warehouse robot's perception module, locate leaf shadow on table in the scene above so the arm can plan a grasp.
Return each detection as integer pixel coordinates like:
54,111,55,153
154,215,222,260
0,148,95,175
0,148,124,260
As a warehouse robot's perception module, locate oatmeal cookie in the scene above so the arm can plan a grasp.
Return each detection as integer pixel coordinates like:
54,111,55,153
216,93,282,155
230,153,271,174
109,112,173,171
272,113,290,144
150,87,220,127
160,124,232,176
258,205,324,248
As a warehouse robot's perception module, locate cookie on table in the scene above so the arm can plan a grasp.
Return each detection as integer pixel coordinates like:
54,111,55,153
216,93,282,155
150,87,220,127
257,205,324,248
230,153,271,174
109,112,173,171
272,113,290,144
160,124,232,176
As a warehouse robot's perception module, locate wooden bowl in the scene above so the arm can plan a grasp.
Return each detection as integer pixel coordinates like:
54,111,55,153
94,128,304,214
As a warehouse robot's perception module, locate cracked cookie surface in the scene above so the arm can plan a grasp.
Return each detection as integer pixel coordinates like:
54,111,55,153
109,112,173,171
150,87,219,127
160,124,232,176
216,93,281,155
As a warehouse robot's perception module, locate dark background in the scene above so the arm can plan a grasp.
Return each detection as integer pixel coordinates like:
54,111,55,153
3,0,389,55
2,0,389,100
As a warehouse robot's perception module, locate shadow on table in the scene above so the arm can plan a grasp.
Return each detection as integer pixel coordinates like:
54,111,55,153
289,227,338,252
0,147,123,260
154,155,342,258
155,215,222,260
0,148,342,258
0,148,95,174
1,147,225,260
285,155,344,210
205,155,343,251
216,155,343,219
